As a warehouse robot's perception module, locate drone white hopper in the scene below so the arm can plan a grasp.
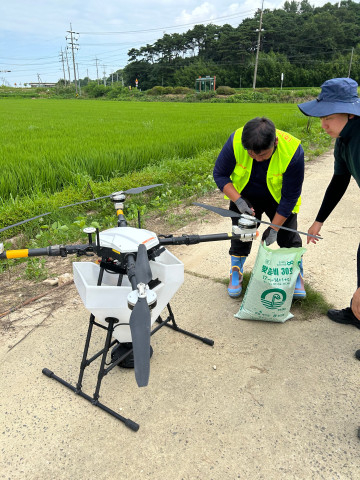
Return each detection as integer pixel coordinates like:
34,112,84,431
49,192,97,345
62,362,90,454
73,248,184,343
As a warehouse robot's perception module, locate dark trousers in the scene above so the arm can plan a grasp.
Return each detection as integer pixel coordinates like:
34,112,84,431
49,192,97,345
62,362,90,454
229,196,302,257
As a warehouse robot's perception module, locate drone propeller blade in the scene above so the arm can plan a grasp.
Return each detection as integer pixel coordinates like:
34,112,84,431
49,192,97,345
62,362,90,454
135,244,152,284
124,184,163,195
0,185,163,234
0,212,52,234
193,202,322,240
58,194,112,209
193,202,241,218
129,296,151,387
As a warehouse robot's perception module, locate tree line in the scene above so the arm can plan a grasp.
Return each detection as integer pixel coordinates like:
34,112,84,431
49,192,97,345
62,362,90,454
118,0,360,90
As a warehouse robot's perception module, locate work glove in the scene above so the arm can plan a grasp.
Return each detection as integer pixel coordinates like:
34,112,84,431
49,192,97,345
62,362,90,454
234,197,254,216
262,226,278,246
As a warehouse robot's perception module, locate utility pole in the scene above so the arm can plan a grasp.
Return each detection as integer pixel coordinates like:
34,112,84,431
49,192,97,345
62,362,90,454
65,48,71,84
103,66,106,86
1,70,11,87
66,23,79,94
94,58,100,84
59,48,67,86
348,47,354,78
77,63,81,96
253,0,264,90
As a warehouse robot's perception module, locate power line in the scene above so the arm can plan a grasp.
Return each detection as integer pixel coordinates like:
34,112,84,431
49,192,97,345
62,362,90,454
77,10,257,35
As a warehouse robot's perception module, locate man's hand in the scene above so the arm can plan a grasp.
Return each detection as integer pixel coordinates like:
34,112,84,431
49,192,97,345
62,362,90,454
351,287,360,321
307,221,323,244
262,227,278,246
234,197,254,216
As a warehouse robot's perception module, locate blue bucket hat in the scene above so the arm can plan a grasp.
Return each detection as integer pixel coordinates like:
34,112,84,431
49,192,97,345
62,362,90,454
297,78,360,117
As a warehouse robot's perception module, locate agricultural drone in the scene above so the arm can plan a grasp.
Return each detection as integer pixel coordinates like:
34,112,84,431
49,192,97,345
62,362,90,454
0,184,320,431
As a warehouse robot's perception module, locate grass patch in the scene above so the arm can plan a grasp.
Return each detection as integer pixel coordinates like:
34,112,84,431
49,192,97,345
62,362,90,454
209,272,331,319
292,282,333,316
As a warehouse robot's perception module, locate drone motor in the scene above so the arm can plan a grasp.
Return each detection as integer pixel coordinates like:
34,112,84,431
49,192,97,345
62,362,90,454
232,214,258,242
127,284,157,311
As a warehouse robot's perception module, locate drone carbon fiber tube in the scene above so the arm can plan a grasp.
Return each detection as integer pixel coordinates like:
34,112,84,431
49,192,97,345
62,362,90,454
159,233,241,246
0,247,51,259
0,244,91,260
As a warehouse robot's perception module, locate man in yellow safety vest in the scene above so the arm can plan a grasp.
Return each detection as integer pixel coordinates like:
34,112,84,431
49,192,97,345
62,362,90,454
213,116,305,298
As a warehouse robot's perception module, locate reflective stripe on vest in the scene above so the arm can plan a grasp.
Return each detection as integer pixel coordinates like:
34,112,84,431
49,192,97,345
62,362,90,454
230,127,301,213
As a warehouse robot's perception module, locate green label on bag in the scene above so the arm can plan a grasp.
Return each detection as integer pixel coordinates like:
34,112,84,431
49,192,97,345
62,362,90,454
260,288,287,309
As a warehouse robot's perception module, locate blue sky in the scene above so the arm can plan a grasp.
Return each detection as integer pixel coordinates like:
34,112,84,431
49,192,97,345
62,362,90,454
0,0,347,86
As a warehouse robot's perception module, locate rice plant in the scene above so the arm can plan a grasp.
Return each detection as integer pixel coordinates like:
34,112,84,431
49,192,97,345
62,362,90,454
0,99,328,203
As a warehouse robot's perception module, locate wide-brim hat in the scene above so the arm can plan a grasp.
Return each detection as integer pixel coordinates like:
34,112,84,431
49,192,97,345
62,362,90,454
298,77,360,117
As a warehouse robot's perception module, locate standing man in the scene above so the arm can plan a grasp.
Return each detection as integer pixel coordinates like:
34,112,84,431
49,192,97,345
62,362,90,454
297,77,360,332
213,116,305,298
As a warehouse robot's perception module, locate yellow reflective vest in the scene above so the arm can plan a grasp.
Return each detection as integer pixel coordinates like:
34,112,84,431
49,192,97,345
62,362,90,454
231,127,301,213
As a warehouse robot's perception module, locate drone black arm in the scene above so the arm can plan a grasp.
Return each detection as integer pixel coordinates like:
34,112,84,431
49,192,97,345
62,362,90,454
126,253,138,290
0,244,92,260
158,233,246,246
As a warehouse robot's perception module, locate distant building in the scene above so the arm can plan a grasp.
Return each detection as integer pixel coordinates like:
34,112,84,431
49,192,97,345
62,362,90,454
195,76,216,92
28,82,57,88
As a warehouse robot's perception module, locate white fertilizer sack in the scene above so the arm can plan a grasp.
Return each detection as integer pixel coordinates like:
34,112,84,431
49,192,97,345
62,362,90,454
235,243,307,323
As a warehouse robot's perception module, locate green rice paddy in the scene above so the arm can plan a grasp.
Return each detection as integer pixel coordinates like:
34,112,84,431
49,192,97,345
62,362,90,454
0,99,329,204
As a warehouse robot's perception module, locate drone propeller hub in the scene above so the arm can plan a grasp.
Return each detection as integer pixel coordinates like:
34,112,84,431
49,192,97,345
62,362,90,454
111,192,126,202
127,288,157,310
233,214,258,242
238,214,257,228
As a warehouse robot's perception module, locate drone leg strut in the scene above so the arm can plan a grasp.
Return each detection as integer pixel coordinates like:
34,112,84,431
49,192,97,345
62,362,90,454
156,304,214,346
93,317,116,401
76,313,96,391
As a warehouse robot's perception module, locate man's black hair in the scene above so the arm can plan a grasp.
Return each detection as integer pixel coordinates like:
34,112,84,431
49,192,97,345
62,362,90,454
241,117,276,153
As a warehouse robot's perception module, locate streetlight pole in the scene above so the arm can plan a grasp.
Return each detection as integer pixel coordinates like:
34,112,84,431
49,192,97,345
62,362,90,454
253,0,264,90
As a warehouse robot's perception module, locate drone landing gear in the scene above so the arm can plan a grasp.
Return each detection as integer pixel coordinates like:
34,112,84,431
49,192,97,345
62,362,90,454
42,304,214,431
